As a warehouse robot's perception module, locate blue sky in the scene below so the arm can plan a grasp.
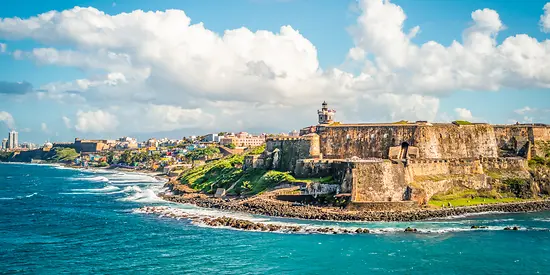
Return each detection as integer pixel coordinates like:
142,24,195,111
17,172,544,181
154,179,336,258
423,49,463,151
1,0,550,144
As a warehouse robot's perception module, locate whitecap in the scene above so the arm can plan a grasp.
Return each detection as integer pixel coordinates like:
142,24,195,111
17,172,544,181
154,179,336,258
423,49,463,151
71,185,120,192
70,176,110,182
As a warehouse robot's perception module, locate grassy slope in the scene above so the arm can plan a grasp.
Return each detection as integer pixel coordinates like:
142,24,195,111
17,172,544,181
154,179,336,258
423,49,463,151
176,145,334,195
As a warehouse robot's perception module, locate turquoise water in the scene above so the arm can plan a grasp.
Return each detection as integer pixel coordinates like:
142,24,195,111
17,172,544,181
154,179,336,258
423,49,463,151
1,163,550,274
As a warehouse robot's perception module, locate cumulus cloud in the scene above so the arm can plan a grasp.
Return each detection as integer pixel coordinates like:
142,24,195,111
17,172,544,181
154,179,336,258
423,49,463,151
454,108,474,121
0,1,549,134
75,110,119,133
0,111,15,129
541,3,550,33
350,0,550,93
0,81,34,95
514,106,534,115
62,116,72,129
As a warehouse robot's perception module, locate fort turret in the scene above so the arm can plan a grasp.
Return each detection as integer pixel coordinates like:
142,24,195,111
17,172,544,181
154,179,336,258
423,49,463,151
317,101,336,125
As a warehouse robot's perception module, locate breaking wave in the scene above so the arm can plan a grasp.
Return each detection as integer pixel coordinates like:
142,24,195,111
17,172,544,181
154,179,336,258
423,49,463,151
134,205,548,235
72,186,120,193
71,176,110,183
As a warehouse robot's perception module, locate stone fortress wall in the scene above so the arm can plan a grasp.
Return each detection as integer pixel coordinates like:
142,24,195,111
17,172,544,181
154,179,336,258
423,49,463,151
247,103,550,207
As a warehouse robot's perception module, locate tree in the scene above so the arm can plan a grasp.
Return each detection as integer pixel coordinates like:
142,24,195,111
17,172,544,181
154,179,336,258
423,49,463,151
106,151,115,164
120,150,134,165
185,147,220,166
227,143,236,149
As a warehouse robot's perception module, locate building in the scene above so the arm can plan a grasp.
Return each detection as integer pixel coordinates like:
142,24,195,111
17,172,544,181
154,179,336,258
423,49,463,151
116,136,138,150
220,132,266,147
74,138,113,153
247,101,550,208
202,133,224,143
7,130,18,149
146,138,158,148
1,138,7,150
317,101,336,124
288,130,300,137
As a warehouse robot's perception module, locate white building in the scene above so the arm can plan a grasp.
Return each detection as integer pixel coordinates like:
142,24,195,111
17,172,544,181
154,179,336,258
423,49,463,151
7,130,18,149
202,133,224,143
1,138,7,150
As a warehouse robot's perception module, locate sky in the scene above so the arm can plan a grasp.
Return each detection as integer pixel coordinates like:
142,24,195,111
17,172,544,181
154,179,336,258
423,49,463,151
1,0,550,144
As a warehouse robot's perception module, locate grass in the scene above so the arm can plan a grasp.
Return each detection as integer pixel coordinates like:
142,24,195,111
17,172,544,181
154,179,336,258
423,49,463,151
453,120,473,125
428,187,531,208
393,120,408,124
177,146,303,195
485,170,503,179
293,176,335,184
429,197,525,207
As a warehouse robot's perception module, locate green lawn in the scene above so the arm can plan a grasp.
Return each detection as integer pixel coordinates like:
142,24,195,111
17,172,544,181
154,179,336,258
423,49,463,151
429,197,527,208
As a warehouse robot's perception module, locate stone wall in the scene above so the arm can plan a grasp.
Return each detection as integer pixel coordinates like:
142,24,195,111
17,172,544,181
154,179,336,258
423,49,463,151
349,161,409,202
480,157,528,171
317,125,417,159
294,159,335,178
347,201,417,211
412,124,498,159
265,134,320,172
317,124,499,160
407,158,484,178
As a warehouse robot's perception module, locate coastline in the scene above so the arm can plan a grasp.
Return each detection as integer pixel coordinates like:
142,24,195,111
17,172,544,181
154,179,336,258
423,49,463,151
0,161,171,183
4,161,548,222
160,193,550,222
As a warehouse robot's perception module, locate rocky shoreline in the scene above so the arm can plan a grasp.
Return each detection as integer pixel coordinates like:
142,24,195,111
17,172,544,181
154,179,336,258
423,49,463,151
161,193,550,222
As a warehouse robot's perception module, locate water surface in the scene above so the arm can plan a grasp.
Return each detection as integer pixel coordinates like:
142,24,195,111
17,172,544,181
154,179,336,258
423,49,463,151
1,163,549,274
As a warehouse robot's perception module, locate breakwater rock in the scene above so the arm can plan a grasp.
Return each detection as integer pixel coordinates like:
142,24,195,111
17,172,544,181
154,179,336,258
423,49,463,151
135,206,370,234
161,194,550,222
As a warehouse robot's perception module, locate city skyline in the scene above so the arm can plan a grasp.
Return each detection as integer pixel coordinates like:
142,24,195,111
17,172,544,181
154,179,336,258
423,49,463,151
1,0,550,144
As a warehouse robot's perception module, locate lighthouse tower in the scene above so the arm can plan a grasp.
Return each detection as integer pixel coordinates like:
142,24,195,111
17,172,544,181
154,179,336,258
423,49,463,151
317,101,336,124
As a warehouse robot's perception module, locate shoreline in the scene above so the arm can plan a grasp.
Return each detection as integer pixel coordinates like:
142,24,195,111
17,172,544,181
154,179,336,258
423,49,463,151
161,193,550,222
3,161,549,222
0,161,171,183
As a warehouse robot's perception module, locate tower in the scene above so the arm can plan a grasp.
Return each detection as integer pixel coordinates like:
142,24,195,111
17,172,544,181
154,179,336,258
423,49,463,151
7,130,18,149
317,101,336,124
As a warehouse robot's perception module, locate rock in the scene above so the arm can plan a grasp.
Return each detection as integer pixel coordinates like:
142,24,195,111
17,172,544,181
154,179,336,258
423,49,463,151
404,227,418,232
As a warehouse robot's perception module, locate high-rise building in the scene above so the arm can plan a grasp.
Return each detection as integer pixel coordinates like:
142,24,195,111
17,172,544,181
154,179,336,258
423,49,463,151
7,130,18,149
1,138,7,150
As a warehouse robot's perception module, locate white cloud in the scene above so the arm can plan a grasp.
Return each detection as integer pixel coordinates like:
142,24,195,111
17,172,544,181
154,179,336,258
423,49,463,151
541,3,550,33
514,106,534,115
454,108,474,121
349,1,550,93
62,116,72,129
0,111,15,129
347,47,366,61
0,43,6,53
510,106,549,124
0,2,549,134
41,122,49,133
75,110,119,133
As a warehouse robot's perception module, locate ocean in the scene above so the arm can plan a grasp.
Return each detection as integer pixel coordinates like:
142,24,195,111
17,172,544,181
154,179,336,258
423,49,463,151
1,163,550,274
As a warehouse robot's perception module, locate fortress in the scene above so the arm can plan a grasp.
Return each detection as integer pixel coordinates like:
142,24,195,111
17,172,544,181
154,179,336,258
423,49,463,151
245,102,550,208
